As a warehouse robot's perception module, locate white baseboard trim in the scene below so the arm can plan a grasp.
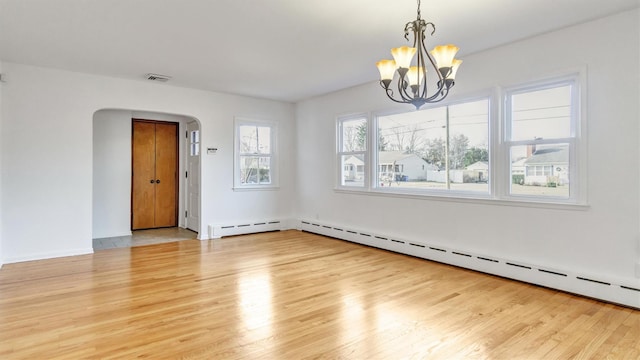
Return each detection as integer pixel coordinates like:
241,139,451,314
4,247,94,264
208,218,291,239
299,219,640,309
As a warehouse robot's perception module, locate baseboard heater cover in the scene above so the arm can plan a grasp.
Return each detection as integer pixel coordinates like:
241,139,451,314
209,220,284,238
298,219,640,309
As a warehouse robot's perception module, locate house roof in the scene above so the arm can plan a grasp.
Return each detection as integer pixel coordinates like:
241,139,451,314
512,158,528,167
466,161,488,170
524,146,568,165
378,151,421,164
343,154,364,165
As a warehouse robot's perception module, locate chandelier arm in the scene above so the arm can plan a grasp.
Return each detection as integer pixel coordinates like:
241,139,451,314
381,84,414,104
396,73,415,102
378,79,412,104
424,84,450,103
427,21,436,36
421,22,444,83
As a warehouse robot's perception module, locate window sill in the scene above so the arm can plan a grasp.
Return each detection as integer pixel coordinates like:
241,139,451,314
233,185,280,192
334,187,589,211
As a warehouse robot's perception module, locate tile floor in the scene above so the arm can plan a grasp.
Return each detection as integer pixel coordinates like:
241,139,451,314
93,227,198,251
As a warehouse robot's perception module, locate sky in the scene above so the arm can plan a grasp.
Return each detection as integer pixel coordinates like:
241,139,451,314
377,84,572,161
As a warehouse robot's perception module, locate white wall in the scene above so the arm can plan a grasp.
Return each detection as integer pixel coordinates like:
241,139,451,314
296,10,640,290
92,110,132,238
0,61,4,267
1,63,296,262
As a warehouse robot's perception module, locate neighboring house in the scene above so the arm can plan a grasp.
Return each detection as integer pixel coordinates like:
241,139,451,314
511,157,527,184
343,155,365,182
378,151,435,181
523,145,569,186
511,158,527,175
426,169,464,184
425,161,489,184
465,161,489,183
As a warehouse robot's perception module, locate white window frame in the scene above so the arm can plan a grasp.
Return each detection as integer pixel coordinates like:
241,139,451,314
335,72,586,208
336,114,369,189
370,94,493,198
233,118,278,191
500,73,585,205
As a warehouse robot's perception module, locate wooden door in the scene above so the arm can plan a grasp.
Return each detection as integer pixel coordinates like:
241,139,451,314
132,120,178,230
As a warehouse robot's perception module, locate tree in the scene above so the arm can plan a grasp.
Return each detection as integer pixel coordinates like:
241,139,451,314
377,130,388,151
342,123,364,152
423,134,471,170
449,134,469,169
387,124,424,154
463,147,489,168
344,122,388,152
423,137,446,168
356,122,366,150
356,123,389,151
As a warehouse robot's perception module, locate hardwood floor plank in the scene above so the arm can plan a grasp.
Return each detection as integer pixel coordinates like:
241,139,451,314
0,230,638,359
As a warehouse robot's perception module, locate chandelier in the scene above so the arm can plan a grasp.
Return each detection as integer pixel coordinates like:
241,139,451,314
376,0,462,109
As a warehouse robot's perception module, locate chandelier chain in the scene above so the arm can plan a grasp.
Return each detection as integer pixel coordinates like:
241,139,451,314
417,0,421,19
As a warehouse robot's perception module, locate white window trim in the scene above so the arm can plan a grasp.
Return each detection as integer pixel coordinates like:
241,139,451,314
370,93,493,198
233,117,279,191
334,70,588,209
336,113,369,190
499,71,586,205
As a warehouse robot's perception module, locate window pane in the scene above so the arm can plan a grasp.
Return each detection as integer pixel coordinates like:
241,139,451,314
239,126,258,153
257,126,271,154
240,156,258,184
258,156,271,184
341,154,364,187
448,100,490,192
376,100,489,193
341,118,367,152
190,130,199,143
510,85,571,141
239,125,271,154
190,143,200,156
510,143,569,198
378,106,446,189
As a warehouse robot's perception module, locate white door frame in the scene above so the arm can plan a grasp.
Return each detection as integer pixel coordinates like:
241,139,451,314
185,121,201,232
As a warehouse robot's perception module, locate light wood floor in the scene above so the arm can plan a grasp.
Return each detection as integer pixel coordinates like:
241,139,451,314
1,230,638,359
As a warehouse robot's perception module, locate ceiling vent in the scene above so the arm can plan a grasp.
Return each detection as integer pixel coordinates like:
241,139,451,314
145,73,171,82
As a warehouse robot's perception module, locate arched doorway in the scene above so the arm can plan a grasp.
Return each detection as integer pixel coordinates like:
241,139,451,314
92,109,201,248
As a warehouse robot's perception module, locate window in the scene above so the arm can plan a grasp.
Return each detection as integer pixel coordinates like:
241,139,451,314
189,129,200,156
234,119,277,189
376,99,490,193
505,79,578,200
335,74,584,206
337,116,367,188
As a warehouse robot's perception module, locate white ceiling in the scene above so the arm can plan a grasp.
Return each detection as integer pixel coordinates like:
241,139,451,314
1,0,638,102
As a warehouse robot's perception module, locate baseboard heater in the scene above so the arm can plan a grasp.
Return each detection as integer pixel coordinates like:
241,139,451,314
209,220,283,238
299,219,640,309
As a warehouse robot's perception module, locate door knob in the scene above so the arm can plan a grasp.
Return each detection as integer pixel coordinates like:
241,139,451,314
156,179,161,184
150,179,155,184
